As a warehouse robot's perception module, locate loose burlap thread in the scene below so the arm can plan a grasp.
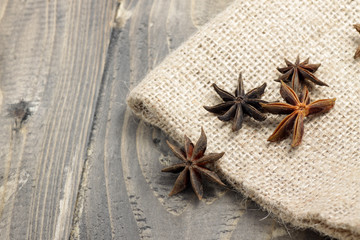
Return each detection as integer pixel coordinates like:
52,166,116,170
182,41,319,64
127,0,360,239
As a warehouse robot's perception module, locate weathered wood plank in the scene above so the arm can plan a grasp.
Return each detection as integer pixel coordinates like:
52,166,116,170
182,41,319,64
0,0,117,239
77,0,326,239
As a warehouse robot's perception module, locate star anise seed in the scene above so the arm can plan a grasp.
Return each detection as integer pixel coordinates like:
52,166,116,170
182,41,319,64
260,81,336,147
162,127,225,200
354,24,360,59
204,73,267,131
276,55,328,93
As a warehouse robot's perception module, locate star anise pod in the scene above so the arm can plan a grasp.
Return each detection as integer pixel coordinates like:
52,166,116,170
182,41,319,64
162,128,225,200
276,55,328,93
203,73,267,131
354,24,360,59
260,81,336,147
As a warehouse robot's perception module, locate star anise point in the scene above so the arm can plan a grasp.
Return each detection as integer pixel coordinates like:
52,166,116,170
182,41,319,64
354,24,360,59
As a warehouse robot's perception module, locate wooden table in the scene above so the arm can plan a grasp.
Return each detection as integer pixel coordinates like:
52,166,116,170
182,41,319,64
0,0,326,239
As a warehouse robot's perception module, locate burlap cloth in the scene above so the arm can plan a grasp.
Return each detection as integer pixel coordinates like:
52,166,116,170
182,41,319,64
127,0,360,239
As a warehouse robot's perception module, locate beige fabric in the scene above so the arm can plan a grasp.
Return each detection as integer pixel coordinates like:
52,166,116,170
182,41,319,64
127,0,360,239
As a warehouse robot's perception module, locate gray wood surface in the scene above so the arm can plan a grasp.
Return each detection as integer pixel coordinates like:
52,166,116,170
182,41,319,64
0,0,117,239
0,0,328,239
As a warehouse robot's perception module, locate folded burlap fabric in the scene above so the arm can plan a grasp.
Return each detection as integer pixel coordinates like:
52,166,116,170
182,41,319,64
127,0,360,239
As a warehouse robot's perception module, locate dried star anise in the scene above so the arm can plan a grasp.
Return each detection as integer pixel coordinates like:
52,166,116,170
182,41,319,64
162,128,225,200
203,73,267,131
276,56,328,93
354,24,360,59
260,81,336,147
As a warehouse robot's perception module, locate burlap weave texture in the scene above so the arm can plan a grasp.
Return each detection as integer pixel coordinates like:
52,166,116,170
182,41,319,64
127,0,360,239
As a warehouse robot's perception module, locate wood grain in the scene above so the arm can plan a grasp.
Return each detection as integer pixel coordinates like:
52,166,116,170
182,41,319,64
0,0,117,239
76,0,326,239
